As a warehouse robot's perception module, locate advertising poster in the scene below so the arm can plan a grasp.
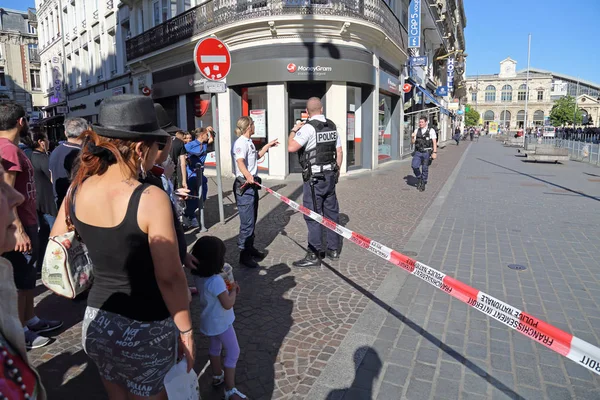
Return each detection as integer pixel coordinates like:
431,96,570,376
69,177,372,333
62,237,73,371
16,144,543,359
488,122,498,134
250,109,267,138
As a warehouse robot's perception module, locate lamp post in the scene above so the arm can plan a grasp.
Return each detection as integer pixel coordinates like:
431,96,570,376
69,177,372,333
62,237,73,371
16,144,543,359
523,34,531,134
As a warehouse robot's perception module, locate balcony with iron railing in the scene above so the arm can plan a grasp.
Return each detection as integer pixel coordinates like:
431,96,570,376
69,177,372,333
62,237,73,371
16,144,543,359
126,0,406,61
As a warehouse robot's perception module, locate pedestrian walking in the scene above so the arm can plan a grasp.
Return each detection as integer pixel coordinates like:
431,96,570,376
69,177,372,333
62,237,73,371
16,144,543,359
453,127,461,145
232,116,278,268
0,102,63,350
50,95,195,399
191,236,246,400
288,97,343,267
0,160,47,399
411,115,437,192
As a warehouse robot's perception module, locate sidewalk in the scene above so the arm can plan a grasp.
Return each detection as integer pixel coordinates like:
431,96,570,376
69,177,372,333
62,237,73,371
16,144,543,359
29,141,468,399
309,137,600,399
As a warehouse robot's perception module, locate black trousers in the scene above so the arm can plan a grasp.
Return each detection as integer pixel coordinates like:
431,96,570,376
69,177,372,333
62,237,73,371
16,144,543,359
302,171,339,252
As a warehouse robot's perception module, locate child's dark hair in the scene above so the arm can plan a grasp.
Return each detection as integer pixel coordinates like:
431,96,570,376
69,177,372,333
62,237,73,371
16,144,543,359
190,236,226,277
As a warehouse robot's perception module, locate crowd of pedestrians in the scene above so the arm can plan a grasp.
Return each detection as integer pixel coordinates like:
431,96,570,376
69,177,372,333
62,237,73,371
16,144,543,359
0,96,248,400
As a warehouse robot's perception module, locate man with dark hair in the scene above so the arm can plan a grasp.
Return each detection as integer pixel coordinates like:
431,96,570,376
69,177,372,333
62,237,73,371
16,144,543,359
183,127,214,228
0,102,62,349
170,130,188,190
49,117,87,209
411,115,438,192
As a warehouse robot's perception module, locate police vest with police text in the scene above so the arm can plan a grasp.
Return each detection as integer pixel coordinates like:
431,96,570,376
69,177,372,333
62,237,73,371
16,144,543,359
298,119,338,172
415,127,434,152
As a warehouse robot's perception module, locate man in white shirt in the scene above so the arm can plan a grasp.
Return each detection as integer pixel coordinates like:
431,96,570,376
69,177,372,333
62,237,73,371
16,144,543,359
288,97,343,267
411,116,438,192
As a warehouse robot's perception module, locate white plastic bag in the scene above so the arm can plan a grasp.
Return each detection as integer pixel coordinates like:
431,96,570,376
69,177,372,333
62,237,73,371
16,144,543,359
164,358,200,400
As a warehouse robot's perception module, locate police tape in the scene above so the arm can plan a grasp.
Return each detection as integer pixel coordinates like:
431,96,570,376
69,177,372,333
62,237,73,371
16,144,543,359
257,183,600,376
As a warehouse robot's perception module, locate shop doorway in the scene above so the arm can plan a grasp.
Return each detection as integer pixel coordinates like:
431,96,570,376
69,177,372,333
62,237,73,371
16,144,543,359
287,82,327,173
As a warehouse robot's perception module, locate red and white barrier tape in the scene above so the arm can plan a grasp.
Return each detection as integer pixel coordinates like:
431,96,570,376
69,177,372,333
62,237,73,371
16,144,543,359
258,183,600,376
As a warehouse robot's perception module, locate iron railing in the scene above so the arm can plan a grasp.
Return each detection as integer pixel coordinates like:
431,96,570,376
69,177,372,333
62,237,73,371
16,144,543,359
126,0,406,61
524,136,600,166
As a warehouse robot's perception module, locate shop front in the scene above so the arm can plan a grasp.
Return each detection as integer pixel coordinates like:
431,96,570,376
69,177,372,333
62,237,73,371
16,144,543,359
403,80,449,152
148,43,409,178
67,76,130,123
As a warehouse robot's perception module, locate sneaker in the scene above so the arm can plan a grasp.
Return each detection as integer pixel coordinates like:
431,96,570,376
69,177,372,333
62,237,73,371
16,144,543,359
24,330,51,350
27,318,63,334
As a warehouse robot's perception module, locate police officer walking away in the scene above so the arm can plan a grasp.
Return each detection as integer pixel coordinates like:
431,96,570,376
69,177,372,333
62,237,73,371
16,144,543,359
288,97,343,267
411,116,437,192
233,116,279,268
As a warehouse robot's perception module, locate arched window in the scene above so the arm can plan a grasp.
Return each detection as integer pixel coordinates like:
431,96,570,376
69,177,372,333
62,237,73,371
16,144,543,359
485,85,496,102
501,85,513,102
483,110,495,121
517,110,526,121
533,110,544,121
518,84,528,101
500,110,511,122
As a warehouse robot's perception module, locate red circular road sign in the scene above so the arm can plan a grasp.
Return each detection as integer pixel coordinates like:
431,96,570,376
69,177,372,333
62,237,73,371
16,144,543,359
403,83,412,93
141,86,152,96
194,37,231,81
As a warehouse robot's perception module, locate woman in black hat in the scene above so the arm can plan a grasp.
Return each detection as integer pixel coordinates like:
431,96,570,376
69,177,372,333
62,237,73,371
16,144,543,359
50,95,195,399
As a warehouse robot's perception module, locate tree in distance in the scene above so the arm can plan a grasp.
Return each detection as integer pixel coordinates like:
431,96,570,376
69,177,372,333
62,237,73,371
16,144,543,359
549,96,583,126
464,105,480,126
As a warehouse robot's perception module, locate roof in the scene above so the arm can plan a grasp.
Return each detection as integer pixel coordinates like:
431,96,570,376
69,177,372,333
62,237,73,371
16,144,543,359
465,71,552,81
516,68,600,90
0,7,32,16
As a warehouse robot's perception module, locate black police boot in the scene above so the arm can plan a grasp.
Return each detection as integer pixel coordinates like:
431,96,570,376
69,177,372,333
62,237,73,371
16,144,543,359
419,182,427,192
239,250,259,268
326,249,340,261
292,251,321,268
250,247,267,260
416,178,423,190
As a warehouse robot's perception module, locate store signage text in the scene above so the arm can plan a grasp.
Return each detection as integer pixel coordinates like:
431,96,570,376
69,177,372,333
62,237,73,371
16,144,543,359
283,0,331,7
408,0,421,49
410,56,427,66
447,58,455,93
287,63,333,76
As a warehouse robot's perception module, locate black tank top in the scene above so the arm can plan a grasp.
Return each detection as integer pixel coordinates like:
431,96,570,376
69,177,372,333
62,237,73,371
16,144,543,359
72,183,170,321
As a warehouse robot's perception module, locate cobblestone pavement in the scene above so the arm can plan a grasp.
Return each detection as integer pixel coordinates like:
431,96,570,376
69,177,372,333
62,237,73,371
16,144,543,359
309,137,600,399
28,140,467,399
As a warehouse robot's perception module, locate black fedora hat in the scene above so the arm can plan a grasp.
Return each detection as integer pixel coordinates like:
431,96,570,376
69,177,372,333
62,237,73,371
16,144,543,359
154,103,180,135
92,94,169,140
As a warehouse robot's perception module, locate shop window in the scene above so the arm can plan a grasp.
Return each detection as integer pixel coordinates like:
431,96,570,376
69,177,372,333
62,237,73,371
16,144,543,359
346,86,361,169
378,94,392,162
242,86,269,172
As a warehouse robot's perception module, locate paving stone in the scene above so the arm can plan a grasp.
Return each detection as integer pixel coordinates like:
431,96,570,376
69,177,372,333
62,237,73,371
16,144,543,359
404,378,433,400
376,382,403,400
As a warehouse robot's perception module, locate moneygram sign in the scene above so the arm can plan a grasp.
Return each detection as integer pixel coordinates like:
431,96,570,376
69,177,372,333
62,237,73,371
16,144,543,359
287,63,333,76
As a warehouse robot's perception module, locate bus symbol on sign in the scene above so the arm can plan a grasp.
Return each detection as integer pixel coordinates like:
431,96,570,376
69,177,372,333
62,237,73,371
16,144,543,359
194,37,232,82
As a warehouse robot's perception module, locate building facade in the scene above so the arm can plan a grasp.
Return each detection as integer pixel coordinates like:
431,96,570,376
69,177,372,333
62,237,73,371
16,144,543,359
35,0,129,140
465,58,600,130
121,0,466,178
0,8,43,119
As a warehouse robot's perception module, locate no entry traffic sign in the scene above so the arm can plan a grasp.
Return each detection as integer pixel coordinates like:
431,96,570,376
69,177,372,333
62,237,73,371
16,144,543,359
194,37,231,81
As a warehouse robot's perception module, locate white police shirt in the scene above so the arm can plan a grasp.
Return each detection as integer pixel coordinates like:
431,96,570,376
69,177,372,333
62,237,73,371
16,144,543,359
233,136,258,177
294,115,342,173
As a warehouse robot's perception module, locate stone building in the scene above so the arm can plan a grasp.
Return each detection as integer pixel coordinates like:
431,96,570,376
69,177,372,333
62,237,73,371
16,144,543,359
0,7,44,120
465,58,600,129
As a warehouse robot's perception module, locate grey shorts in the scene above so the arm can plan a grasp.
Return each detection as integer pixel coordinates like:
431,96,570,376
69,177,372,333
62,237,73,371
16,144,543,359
82,307,178,397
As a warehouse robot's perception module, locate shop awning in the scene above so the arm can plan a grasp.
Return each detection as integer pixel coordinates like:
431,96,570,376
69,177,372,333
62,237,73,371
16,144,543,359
416,86,451,116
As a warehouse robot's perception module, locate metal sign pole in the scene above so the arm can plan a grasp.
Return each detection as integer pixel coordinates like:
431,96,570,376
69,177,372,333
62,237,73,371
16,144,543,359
211,93,225,223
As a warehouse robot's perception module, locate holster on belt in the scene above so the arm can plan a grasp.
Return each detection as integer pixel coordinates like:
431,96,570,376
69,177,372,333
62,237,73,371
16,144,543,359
427,149,434,166
234,176,261,196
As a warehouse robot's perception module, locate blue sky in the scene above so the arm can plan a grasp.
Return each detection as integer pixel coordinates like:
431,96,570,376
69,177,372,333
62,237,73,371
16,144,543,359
2,0,35,11
464,0,600,84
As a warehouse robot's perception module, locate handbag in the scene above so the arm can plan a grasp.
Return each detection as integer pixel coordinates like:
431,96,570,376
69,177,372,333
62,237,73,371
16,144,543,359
41,186,94,299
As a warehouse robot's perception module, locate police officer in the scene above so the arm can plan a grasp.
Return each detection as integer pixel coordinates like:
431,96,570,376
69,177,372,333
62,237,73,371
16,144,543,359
411,115,437,192
233,116,279,268
288,97,343,267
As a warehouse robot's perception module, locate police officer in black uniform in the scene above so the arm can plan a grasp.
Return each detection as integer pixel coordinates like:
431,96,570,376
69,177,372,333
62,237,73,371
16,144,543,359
411,115,438,192
288,97,343,267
